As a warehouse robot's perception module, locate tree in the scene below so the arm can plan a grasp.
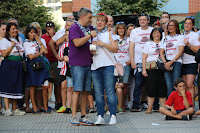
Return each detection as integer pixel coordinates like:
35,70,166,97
0,0,59,30
96,0,168,16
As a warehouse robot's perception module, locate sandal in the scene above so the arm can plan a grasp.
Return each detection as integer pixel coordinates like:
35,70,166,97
25,108,32,113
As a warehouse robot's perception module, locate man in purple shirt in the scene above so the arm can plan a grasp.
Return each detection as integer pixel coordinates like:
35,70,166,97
69,7,97,126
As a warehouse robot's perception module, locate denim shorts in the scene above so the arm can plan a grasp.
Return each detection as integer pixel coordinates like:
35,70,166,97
182,63,198,75
122,65,131,83
66,76,74,87
70,66,91,92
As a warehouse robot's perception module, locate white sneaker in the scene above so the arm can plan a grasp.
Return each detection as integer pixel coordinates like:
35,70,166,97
95,115,105,125
4,109,13,116
0,108,5,115
109,114,117,125
13,109,26,116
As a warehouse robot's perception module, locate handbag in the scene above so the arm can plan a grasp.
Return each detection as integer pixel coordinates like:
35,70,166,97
156,38,166,71
30,60,45,71
184,46,196,56
156,56,166,71
101,47,124,76
146,61,157,70
17,50,27,72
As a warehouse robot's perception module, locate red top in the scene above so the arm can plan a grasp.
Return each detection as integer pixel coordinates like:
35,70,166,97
41,33,57,62
165,91,193,110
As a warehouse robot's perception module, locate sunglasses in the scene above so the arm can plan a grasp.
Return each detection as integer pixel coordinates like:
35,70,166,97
186,16,195,20
46,23,54,27
116,21,124,25
156,44,159,50
162,12,169,15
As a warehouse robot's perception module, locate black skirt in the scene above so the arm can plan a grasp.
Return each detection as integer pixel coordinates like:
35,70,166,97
0,60,24,99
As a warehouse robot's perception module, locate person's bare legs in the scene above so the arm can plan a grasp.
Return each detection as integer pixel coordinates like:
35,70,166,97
183,74,196,106
87,94,94,109
42,86,49,111
81,91,87,116
67,87,73,108
116,83,123,110
12,99,17,111
25,88,31,110
36,89,43,110
61,80,67,107
30,86,37,112
72,91,80,116
159,107,194,119
48,82,53,100
159,97,166,107
145,97,155,114
4,98,9,110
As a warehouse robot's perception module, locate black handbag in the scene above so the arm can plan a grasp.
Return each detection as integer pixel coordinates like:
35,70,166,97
30,60,45,71
195,49,200,63
184,46,196,56
17,50,27,72
156,38,166,71
156,56,166,71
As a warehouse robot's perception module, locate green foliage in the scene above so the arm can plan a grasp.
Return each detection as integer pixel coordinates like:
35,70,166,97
96,0,168,15
0,0,58,30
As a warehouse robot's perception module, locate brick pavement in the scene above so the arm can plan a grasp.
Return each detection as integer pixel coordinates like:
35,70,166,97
1,102,200,133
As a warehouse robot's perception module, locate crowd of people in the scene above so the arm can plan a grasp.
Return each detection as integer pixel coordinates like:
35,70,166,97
1,7,200,126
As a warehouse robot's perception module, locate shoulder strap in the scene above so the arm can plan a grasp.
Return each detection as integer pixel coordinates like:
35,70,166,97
101,47,116,64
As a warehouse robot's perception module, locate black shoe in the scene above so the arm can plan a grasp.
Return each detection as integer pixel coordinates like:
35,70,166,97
153,106,159,112
164,115,177,120
63,108,72,114
131,107,141,112
182,115,192,120
55,103,62,110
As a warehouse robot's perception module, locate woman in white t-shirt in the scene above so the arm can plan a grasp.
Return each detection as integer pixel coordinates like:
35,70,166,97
91,13,119,125
160,20,185,96
114,22,131,113
0,23,26,116
0,22,6,114
142,28,167,114
23,25,50,113
0,22,6,63
182,17,200,104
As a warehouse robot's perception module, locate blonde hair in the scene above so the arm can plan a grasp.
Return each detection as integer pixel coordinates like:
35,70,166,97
30,22,42,37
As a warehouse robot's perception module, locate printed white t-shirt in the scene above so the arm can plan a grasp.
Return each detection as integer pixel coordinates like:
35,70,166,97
182,32,200,64
143,41,160,62
23,39,47,57
1,37,24,56
53,29,66,68
129,27,153,64
91,31,119,70
114,37,130,66
52,28,65,42
160,34,185,63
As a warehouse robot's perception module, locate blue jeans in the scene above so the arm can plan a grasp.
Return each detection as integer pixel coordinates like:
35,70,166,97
92,66,117,117
70,66,91,92
132,71,145,108
164,62,181,96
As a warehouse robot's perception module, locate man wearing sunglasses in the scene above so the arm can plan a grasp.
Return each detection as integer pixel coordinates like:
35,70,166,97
129,13,153,112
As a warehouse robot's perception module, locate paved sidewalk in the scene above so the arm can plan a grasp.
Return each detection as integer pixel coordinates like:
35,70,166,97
1,104,200,133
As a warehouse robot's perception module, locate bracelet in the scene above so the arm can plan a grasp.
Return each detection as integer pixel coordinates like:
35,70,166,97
11,45,15,48
173,58,176,62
